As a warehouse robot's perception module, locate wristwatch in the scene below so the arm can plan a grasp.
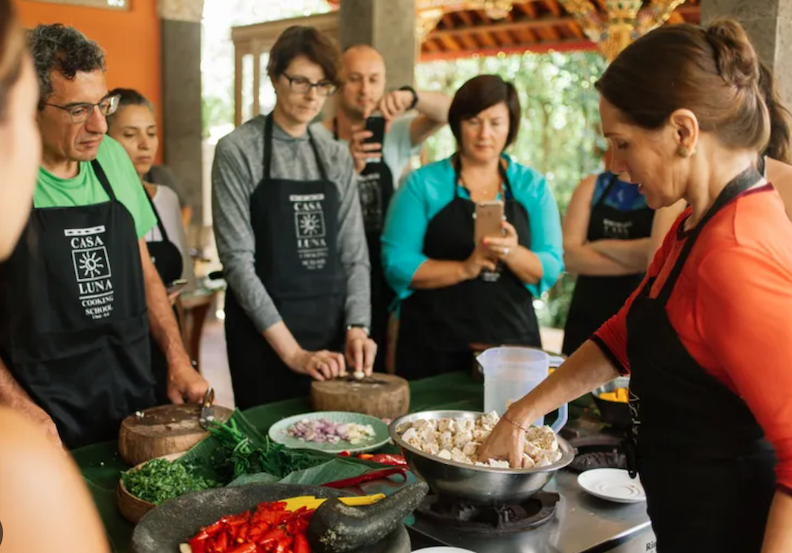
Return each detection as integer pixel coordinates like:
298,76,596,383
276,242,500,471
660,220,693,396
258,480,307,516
346,324,371,337
398,85,419,110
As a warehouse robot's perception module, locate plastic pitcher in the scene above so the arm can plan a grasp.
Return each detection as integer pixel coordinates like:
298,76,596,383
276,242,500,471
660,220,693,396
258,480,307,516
477,347,568,433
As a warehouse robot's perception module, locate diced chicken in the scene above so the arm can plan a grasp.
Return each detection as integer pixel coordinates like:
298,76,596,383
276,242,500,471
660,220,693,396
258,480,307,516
453,431,473,449
462,441,479,457
398,412,561,471
438,418,455,433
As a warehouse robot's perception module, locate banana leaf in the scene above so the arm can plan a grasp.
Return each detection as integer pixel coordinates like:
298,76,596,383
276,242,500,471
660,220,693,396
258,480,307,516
174,410,385,485
226,458,372,488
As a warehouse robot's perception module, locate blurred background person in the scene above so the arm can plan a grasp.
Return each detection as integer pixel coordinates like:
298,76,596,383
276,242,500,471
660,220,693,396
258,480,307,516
0,2,110,551
382,75,563,379
561,165,682,356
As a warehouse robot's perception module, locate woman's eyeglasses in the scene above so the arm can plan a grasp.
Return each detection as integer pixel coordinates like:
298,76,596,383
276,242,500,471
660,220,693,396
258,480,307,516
282,73,337,97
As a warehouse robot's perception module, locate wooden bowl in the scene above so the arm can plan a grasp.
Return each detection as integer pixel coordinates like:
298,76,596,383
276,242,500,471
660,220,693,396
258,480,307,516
117,452,183,524
118,403,233,467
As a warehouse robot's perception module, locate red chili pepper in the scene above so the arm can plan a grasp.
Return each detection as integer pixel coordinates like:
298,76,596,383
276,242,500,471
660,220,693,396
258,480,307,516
275,536,293,553
322,467,407,489
248,524,265,543
357,453,374,460
293,534,310,553
188,538,208,553
369,453,408,466
338,450,351,457
227,544,257,553
214,530,229,552
236,524,250,543
259,527,286,545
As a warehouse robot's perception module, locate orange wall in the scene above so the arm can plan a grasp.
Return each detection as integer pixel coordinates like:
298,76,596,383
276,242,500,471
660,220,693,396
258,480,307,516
15,0,163,162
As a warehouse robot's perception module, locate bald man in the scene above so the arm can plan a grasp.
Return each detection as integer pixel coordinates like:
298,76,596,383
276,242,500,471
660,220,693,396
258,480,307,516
311,44,450,373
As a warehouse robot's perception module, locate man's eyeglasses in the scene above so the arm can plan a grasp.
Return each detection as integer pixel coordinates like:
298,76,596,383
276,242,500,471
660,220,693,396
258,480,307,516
45,94,121,124
282,73,337,97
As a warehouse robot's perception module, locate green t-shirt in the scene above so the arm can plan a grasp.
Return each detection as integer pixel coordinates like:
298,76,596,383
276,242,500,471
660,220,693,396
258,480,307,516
34,136,156,239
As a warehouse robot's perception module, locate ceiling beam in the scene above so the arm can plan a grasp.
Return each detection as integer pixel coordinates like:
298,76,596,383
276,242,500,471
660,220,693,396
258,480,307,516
420,38,597,62
427,15,574,40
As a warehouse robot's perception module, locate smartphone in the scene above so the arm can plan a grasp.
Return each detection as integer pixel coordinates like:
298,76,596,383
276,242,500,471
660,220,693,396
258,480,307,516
166,278,188,295
474,201,505,245
364,112,386,159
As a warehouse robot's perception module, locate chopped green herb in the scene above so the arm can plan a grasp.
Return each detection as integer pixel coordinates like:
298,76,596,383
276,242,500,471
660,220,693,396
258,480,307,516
122,458,217,505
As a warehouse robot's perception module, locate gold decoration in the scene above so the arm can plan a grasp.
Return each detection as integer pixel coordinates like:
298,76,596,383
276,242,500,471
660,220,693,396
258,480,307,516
559,0,687,61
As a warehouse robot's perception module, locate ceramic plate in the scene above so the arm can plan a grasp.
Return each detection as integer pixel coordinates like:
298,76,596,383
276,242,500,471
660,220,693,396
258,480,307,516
415,547,474,553
268,411,390,453
577,468,647,504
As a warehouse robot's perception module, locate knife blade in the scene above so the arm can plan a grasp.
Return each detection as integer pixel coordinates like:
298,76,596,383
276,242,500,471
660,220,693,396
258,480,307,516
199,387,215,430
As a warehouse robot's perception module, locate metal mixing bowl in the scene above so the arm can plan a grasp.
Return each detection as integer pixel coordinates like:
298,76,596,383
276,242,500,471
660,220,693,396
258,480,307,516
389,410,575,505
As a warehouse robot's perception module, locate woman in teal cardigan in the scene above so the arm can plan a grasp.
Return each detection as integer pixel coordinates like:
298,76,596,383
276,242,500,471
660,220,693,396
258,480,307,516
382,75,564,380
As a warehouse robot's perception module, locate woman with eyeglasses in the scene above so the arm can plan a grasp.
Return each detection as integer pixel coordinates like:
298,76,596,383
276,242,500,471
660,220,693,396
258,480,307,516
212,26,376,408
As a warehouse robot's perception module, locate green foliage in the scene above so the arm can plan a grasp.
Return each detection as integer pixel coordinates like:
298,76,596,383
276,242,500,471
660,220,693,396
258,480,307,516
122,458,217,505
415,51,608,328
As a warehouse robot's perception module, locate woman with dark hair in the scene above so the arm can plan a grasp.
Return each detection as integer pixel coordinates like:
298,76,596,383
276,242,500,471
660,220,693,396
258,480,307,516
107,88,195,293
107,88,196,404
756,63,792,221
0,2,111,551
382,74,563,379
480,19,792,552
212,26,376,407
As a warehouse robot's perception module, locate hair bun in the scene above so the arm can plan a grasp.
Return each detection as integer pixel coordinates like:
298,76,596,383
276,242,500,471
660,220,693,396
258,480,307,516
705,19,760,90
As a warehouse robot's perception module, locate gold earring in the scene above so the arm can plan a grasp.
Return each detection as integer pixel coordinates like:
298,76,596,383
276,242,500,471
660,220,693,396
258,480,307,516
678,145,690,158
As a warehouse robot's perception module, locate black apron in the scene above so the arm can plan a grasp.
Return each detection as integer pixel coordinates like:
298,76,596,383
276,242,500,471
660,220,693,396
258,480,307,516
396,158,541,380
225,114,346,409
562,173,654,355
143,188,184,405
625,167,776,552
0,160,156,449
334,119,395,373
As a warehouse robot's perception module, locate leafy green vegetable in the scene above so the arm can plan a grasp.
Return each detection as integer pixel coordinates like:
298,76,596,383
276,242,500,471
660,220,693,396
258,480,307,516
208,418,337,481
122,458,217,505
123,412,388,505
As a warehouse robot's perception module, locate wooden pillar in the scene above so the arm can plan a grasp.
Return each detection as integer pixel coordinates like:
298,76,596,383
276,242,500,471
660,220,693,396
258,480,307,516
702,0,792,111
158,0,205,224
339,0,417,88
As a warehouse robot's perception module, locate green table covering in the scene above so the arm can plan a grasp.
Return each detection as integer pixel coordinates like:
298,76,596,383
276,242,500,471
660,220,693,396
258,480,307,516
74,371,485,553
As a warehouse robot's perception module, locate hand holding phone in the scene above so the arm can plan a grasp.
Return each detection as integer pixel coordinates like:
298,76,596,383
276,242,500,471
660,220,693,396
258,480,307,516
474,201,505,247
364,113,386,156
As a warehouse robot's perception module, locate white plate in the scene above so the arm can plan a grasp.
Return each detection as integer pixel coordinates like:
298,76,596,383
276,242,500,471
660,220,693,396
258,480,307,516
414,548,478,553
577,468,646,503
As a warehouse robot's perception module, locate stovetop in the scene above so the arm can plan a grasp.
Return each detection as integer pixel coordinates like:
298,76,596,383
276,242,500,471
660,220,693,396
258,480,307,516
358,416,655,552
405,470,653,553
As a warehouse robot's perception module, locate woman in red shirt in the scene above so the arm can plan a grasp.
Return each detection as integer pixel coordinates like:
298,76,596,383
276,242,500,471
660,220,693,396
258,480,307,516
480,19,792,553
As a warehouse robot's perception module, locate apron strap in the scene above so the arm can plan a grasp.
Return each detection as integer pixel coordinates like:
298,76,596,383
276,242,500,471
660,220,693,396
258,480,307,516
90,159,118,202
656,166,762,305
593,172,619,210
264,113,329,183
142,186,171,243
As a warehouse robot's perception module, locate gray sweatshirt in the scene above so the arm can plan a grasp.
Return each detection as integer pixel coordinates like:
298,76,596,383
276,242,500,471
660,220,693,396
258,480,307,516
212,115,371,334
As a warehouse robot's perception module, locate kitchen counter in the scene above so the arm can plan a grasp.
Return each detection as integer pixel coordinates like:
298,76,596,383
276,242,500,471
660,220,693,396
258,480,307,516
74,371,652,553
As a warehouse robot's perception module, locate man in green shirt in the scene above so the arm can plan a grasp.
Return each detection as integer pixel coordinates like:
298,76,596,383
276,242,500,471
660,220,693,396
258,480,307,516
0,24,208,449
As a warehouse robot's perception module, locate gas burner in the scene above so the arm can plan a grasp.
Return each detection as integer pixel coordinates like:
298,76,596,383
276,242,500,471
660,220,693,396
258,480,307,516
414,491,559,534
567,437,628,473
